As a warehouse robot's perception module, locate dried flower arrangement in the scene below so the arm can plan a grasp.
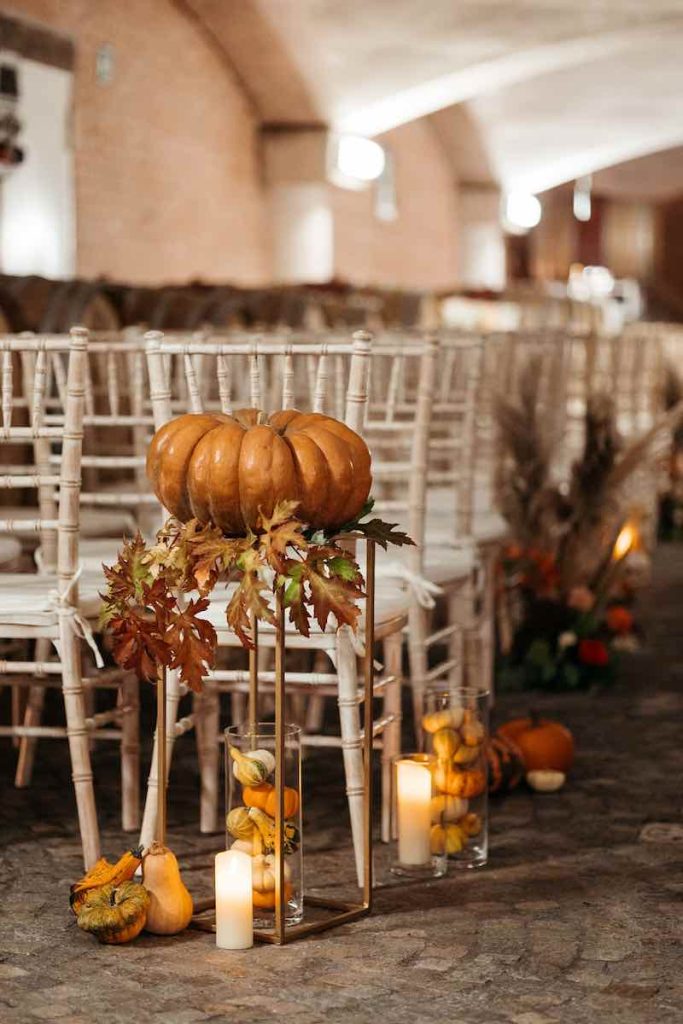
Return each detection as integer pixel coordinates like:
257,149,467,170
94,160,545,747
658,363,683,541
495,358,682,690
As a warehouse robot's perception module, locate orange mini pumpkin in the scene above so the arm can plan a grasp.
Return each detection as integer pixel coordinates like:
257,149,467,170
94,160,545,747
146,409,372,534
498,714,574,773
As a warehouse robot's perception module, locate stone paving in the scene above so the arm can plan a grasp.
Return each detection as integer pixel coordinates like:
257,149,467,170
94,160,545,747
2,547,683,1024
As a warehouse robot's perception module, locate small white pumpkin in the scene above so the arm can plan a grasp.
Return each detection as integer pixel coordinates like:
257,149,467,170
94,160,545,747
526,769,566,793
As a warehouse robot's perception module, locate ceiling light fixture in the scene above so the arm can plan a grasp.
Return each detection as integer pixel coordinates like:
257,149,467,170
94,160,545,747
332,135,386,187
503,192,542,233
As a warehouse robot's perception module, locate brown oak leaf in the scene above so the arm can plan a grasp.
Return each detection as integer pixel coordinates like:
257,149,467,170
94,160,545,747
306,564,365,631
165,597,217,693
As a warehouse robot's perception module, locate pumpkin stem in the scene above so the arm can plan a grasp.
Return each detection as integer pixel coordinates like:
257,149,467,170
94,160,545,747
529,709,541,729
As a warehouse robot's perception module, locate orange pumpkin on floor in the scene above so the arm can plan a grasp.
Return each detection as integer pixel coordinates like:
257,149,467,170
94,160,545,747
146,409,372,534
498,713,574,773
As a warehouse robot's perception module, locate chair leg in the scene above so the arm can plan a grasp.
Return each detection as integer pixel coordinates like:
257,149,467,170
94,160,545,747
60,621,100,869
195,676,221,834
381,631,403,844
11,684,25,748
305,652,328,733
231,691,247,726
139,668,182,850
407,601,429,748
480,548,498,701
15,636,52,779
120,673,140,831
335,626,365,888
447,586,466,690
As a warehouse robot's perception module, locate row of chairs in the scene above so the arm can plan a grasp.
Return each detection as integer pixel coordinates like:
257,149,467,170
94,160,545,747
0,322,670,878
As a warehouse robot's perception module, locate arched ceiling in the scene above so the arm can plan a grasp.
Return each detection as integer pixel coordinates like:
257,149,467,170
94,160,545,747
183,0,683,196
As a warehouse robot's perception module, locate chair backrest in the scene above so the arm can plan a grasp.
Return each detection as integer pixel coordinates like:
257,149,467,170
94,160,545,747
144,329,372,435
0,328,86,585
363,336,439,572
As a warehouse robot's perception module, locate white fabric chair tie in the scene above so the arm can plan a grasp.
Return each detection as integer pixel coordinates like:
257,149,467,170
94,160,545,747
47,566,104,668
376,561,443,609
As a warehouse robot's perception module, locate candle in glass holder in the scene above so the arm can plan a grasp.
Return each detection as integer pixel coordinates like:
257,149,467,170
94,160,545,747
396,757,432,865
215,849,253,949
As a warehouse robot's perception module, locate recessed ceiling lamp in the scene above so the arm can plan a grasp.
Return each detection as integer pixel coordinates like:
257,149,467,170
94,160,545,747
330,134,386,189
573,175,592,222
503,192,542,234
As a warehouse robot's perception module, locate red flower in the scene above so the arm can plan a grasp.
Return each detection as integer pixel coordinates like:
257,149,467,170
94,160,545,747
578,639,610,667
606,606,634,635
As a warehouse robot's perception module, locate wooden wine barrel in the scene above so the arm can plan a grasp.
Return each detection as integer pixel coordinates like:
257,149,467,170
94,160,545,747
0,275,120,332
0,283,26,331
118,284,215,329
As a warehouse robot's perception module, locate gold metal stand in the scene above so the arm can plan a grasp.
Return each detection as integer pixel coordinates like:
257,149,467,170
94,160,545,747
192,537,376,944
157,664,166,846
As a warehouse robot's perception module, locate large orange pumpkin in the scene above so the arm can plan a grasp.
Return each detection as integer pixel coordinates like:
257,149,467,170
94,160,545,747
146,409,372,534
497,714,574,773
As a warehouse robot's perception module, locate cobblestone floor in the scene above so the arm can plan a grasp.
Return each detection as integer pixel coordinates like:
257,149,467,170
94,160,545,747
1,547,683,1024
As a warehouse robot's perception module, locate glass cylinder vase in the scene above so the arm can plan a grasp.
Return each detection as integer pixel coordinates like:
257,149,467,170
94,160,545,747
422,687,489,868
225,723,303,929
390,753,447,879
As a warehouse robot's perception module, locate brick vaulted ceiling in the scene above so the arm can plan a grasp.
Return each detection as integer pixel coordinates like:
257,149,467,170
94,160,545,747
182,0,683,198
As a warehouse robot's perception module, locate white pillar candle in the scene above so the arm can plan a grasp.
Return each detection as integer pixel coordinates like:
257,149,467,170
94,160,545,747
397,758,432,865
215,849,253,950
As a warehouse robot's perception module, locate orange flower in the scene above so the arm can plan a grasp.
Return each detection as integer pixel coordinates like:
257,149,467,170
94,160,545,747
567,586,595,612
606,605,634,635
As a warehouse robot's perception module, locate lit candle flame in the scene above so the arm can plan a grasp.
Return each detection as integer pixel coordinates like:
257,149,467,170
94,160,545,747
613,523,637,561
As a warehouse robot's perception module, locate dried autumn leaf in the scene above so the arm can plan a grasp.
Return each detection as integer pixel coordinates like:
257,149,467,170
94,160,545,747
165,597,217,693
182,519,251,593
281,562,310,637
102,533,154,607
351,518,415,550
307,564,365,631
261,517,307,573
225,549,276,648
325,554,364,584
108,611,169,682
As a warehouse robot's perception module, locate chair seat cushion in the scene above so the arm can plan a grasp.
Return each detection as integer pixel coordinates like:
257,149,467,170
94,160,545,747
0,572,103,627
376,544,475,587
0,536,22,569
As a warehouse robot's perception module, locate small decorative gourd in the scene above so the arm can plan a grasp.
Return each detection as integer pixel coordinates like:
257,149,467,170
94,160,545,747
70,846,143,914
76,881,149,945
526,769,566,792
430,794,468,824
226,806,257,841
142,842,193,935
422,707,464,734
248,806,300,855
230,746,276,786
433,727,460,759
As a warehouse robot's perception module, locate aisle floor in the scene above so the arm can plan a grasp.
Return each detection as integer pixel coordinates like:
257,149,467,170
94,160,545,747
1,547,683,1024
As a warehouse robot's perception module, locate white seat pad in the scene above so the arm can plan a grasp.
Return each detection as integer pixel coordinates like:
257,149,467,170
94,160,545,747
0,537,22,569
0,572,104,627
376,544,475,586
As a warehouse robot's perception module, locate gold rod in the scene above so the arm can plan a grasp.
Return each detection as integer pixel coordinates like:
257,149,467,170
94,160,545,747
274,588,286,944
255,905,369,943
363,538,375,906
156,663,167,847
248,611,258,742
